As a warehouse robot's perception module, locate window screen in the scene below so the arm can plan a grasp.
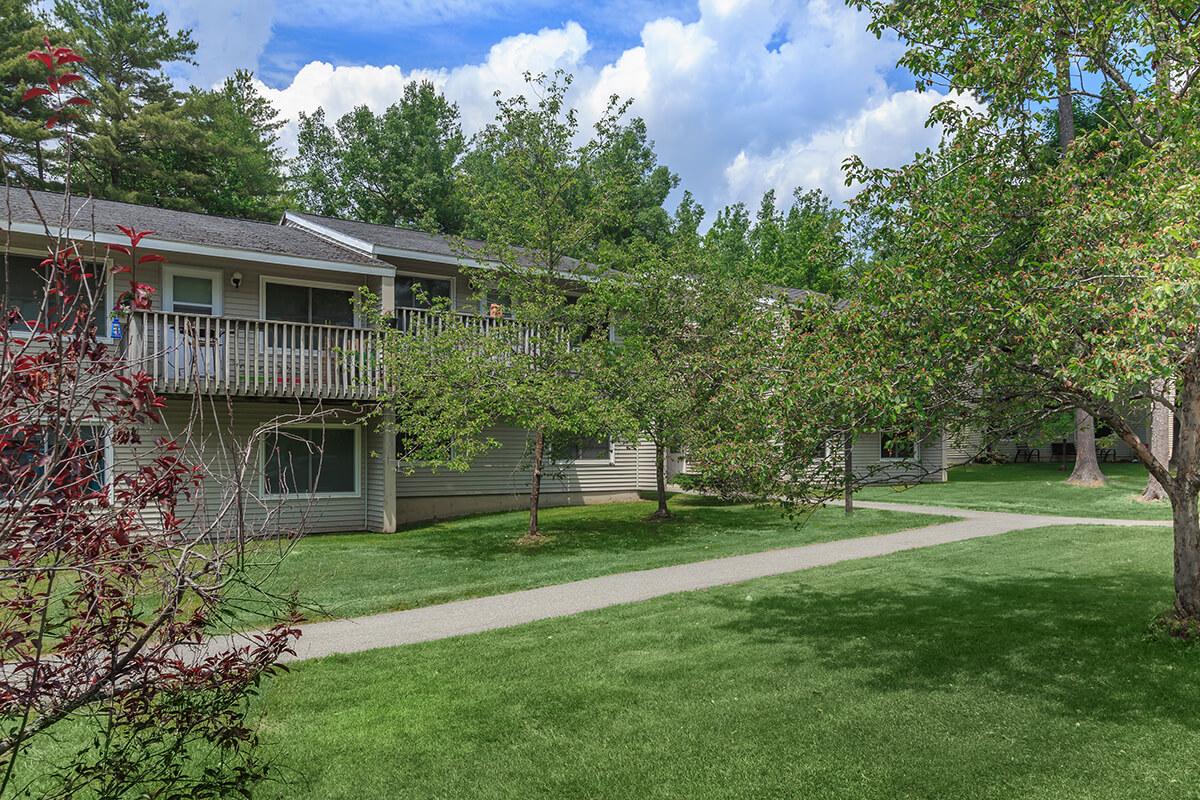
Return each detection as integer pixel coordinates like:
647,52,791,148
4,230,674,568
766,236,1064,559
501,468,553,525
171,274,215,315
2,254,104,332
575,436,611,461
264,282,354,326
395,276,452,310
880,432,917,460
0,423,108,498
263,427,357,495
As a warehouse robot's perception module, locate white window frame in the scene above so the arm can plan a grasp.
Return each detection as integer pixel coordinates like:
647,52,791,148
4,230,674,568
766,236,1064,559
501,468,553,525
2,246,117,343
0,419,114,503
163,264,224,316
879,432,919,462
258,423,362,500
554,436,616,466
82,421,114,497
259,275,363,327
393,270,457,311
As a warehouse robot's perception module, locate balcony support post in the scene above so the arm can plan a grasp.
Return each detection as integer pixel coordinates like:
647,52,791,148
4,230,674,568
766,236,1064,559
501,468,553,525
380,409,398,533
378,274,398,531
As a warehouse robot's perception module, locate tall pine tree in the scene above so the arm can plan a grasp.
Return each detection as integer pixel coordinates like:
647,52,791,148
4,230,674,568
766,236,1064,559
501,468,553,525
0,0,57,185
53,0,196,202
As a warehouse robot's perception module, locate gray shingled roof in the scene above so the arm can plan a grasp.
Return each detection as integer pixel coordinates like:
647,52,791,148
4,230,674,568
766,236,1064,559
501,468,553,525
2,189,388,269
284,210,586,275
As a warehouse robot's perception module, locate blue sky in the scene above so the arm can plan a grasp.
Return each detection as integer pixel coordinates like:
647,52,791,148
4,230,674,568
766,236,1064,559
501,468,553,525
259,1,702,84
152,0,957,220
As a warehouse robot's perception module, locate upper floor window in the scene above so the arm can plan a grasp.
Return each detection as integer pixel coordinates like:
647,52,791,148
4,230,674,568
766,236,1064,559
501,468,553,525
164,265,223,316
263,279,355,327
2,253,105,334
395,275,453,310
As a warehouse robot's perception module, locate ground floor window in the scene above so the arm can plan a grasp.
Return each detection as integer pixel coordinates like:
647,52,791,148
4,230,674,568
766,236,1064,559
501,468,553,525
0,422,110,498
555,436,613,463
880,431,917,461
262,426,359,497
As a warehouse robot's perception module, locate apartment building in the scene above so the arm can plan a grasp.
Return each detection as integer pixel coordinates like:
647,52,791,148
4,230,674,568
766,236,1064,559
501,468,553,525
2,190,953,535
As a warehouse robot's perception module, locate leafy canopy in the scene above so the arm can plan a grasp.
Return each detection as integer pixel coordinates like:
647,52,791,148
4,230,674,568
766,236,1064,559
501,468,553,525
293,80,467,233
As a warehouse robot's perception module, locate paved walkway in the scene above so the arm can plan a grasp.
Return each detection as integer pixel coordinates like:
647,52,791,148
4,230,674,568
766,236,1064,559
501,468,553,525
208,502,1169,663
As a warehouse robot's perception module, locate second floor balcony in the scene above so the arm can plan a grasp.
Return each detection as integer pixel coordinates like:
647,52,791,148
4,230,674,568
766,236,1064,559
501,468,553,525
125,310,384,401
123,306,568,402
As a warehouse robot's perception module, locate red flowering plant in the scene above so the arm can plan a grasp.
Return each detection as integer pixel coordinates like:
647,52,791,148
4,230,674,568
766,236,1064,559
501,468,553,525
0,43,306,798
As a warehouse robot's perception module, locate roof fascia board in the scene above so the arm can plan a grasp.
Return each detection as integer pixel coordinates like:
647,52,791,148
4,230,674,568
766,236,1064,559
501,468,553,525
283,212,599,284
375,244,600,284
3,221,395,277
282,211,380,255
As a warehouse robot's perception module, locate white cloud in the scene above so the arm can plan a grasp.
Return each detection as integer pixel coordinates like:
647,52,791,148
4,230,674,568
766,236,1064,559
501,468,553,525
254,21,592,151
724,89,970,205
174,0,959,221
155,0,276,87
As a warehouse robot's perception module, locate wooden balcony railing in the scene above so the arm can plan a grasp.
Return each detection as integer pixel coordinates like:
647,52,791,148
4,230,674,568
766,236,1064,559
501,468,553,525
393,306,571,354
124,310,382,400
123,307,574,400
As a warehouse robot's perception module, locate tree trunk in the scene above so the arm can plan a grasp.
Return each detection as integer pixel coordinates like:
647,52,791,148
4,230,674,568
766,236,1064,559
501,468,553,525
843,431,853,515
1067,409,1107,486
1054,41,1076,149
1142,378,1175,501
650,440,671,519
522,428,545,542
1172,490,1200,619
1054,27,1107,488
1170,364,1200,621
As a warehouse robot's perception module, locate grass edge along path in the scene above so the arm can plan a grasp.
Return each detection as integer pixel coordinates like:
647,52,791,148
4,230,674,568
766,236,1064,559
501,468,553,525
227,495,950,628
858,462,1171,520
250,522,1192,800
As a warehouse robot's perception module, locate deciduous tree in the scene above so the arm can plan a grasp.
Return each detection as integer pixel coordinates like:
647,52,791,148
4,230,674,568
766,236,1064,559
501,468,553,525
369,72,632,542
704,187,851,293
598,197,774,518
0,43,308,797
809,1,1200,626
292,81,467,233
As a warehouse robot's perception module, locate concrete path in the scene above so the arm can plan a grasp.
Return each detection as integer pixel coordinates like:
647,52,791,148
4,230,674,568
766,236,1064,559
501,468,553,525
208,502,1169,663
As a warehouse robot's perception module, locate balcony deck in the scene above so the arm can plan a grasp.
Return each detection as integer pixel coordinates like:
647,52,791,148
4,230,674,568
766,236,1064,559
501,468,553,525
124,307,565,401
125,310,383,400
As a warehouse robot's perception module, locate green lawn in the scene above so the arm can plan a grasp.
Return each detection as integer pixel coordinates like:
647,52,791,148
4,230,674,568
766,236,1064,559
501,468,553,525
253,522,1196,799
858,462,1172,520
228,495,945,627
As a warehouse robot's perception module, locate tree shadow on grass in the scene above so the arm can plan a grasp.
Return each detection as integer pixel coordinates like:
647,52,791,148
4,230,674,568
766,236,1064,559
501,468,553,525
707,566,1199,727
407,499,845,563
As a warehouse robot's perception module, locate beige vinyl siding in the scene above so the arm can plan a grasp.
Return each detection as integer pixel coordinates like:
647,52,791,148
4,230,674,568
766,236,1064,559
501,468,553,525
141,259,385,320
849,431,947,484
112,400,372,535
396,426,652,498
363,421,389,531
943,427,984,466
634,440,658,491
